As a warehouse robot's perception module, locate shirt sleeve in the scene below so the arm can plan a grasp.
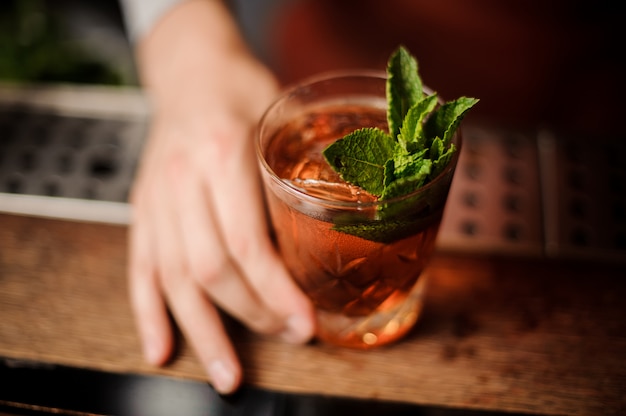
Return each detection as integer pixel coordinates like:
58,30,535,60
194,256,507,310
118,0,187,42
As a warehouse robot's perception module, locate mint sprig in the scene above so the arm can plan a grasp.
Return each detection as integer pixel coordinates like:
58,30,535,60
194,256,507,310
323,46,478,200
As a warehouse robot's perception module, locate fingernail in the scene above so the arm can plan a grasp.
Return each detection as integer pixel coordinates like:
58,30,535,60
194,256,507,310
143,337,163,365
209,360,237,394
280,315,314,344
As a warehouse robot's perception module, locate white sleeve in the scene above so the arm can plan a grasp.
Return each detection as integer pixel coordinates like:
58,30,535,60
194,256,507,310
119,0,188,42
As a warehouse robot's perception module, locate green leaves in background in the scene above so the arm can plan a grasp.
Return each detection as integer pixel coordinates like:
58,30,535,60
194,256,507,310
0,0,127,85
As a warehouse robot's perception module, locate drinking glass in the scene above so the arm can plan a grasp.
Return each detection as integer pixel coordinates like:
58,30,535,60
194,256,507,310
256,71,460,348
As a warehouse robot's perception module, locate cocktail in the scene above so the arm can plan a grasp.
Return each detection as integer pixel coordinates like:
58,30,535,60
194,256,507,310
256,47,475,348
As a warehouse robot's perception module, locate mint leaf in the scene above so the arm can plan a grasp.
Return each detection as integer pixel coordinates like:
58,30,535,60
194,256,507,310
386,46,422,139
428,137,459,179
323,127,398,196
424,96,479,147
381,157,431,200
383,158,396,188
398,94,439,153
331,217,430,244
429,137,444,161
393,149,429,178
382,148,427,189
431,143,457,179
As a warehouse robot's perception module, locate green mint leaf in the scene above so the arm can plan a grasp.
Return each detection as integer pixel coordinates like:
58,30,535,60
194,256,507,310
424,96,479,147
398,94,439,153
393,149,429,178
429,136,444,161
331,217,430,244
386,46,423,140
381,157,432,200
383,158,396,188
431,143,457,179
323,127,398,196
382,148,427,190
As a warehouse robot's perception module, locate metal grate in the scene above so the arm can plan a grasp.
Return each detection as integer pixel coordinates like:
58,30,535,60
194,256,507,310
0,107,144,202
438,124,626,263
0,84,147,224
537,130,626,262
438,125,544,257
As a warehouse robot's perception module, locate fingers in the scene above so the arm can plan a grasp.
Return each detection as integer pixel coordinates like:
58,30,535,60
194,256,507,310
129,151,243,394
128,210,174,366
166,279,241,394
199,125,315,342
171,154,285,335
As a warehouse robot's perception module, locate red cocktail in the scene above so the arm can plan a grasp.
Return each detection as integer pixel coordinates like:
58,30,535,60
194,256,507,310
257,72,459,348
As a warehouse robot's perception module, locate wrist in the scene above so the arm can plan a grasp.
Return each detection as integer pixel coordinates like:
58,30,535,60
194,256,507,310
135,0,278,122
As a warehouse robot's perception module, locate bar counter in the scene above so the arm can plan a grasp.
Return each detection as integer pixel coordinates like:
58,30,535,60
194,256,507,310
1,212,625,415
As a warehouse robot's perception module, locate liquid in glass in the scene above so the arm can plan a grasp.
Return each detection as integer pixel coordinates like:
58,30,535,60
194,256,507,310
257,73,458,348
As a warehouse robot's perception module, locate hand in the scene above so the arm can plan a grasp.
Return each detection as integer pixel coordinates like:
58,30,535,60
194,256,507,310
127,0,315,394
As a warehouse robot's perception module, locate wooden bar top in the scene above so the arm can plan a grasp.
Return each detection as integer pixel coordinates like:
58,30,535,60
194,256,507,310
1,212,625,415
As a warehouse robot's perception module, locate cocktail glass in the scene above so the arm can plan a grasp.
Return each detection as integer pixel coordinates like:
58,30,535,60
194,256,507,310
256,71,460,348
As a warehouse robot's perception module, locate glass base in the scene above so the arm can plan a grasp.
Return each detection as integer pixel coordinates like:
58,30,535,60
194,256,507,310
315,276,428,349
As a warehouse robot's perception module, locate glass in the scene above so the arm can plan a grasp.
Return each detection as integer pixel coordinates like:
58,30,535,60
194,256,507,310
256,71,461,349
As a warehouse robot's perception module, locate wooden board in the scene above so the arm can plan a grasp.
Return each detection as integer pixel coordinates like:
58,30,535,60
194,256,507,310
1,213,625,415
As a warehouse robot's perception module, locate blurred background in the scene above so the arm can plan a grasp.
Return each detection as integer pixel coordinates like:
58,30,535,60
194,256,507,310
2,0,624,131
1,0,624,255
0,0,136,86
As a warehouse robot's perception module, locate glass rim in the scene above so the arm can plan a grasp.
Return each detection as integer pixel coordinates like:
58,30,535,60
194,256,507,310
256,70,462,210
